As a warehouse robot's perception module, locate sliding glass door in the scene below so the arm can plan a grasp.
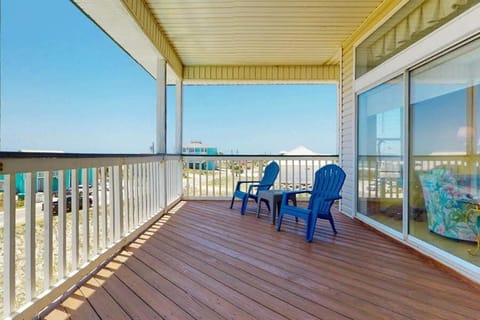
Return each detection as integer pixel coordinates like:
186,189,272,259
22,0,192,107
409,38,480,265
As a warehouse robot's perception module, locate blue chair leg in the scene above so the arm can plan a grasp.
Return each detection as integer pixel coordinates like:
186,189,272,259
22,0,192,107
230,195,236,209
276,212,284,231
240,195,248,215
307,215,317,242
328,215,338,234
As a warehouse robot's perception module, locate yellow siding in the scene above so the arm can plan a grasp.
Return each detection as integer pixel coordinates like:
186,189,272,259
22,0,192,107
122,0,183,77
183,65,339,82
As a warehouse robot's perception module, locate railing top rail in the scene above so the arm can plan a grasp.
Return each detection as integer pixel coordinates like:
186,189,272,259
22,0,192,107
183,154,339,160
0,153,182,174
0,152,176,159
0,152,336,174
411,154,479,159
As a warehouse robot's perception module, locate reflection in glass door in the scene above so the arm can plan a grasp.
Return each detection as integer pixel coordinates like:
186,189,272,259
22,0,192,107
357,75,404,232
409,37,480,265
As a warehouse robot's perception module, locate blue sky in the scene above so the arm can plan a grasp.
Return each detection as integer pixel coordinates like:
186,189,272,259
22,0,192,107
1,0,337,155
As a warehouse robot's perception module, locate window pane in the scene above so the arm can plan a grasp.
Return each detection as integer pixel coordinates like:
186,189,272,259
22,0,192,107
357,75,404,232
410,38,480,265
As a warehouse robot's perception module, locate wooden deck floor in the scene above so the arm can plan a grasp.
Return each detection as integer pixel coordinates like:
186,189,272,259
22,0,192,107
43,201,480,320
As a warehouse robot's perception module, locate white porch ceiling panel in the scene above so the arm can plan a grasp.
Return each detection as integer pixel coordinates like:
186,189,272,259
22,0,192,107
145,0,385,66
73,0,386,82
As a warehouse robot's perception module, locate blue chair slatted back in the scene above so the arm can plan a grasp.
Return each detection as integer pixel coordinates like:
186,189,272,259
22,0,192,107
257,161,280,193
309,164,346,215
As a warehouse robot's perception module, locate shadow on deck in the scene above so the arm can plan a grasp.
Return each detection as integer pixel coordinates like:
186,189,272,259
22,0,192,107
43,201,480,320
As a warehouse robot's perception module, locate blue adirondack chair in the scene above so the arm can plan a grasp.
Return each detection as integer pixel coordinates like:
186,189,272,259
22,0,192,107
230,161,280,215
276,164,346,242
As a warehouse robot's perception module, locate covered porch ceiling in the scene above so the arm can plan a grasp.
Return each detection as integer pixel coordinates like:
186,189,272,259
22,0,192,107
72,0,391,83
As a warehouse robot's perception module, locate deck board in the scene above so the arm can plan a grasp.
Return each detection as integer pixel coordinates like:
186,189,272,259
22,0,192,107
42,201,480,320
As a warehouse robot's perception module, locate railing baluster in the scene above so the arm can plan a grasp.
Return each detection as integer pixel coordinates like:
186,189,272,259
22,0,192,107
225,159,229,197
167,161,172,204
152,162,157,213
114,165,123,240
3,174,16,317
193,162,197,197
140,162,144,217
304,159,308,189
159,161,164,210
199,161,203,197
152,162,156,213
125,165,131,232
108,166,115,244
145,162,152,219
25,172,36,301
44,171,53,289
138,163,143,221
58,170,66,279
100,167,107,250
82,168,89,263
142,163,147,220
131,164,137,227
153,161,160,213
92,168,99,257
71,169,79,270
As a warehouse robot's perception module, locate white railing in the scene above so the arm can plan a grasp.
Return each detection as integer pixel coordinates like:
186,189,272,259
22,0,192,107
0,153,182,319
182,155,339,199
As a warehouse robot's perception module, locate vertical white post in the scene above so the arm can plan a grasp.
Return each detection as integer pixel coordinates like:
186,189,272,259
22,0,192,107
156,58,167,154
149,162,154,215
153,162,158,212
160,161,166,209
82,169,89,263
3,174,15,317
139,164,144,222
100,167,107,249
114,165,123,241
72,170,79,270
124,165,131,233
58,170,67,278
142,163,147,220
44,171,53,289
133,164,139,227
92,168,99,256
175,79,183,154
25,172,36,301
146,163,151,217
108,166,115,243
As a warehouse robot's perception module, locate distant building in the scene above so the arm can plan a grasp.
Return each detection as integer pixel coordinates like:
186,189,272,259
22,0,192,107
279,145,319,156
182,140,218,170
279,145,320,189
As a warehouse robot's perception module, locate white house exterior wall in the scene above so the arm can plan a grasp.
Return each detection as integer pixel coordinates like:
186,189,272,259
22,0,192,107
339,44,355,216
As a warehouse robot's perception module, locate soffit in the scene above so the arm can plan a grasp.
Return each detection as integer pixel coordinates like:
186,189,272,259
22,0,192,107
145,0,386,66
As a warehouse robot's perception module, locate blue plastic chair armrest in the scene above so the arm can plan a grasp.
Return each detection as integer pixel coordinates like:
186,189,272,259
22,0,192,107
281,190,311,206
235,180,260,191
247,183,260,194
320,193,342,201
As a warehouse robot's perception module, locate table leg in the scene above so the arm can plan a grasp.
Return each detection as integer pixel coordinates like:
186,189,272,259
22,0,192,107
256,198,262,218
270,198,277,224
